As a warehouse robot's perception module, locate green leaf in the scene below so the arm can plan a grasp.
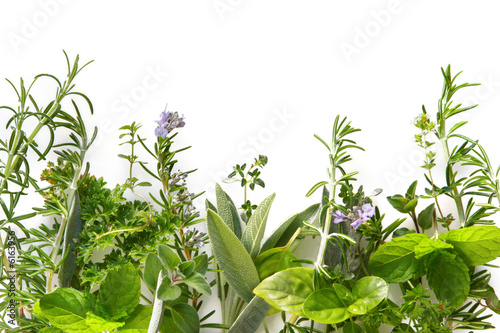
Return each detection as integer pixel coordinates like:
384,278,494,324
157,276,182,301
58,191,83,288
39,328,64,333
241,193,276,258
85,312,124,332
215,183,242,239
206,209,260,303
205,199,217,213
414,238,453,259
98,262,141,320
183,272,212,295
227,296,270,333
117,305,152,332
39,288,94,332
144,253,163,291
403,198,418,212
253,267,314,317
426,251,470,307
158,244,181,272
306,181,329,197
302,286,352,324
343,322,362,333
417,203,435,231
261,203,320,252
406,181,418,199
387,195,410,214
170,303,200,333
349,276,388,315
439,226,500,266
179,260,195,276
193,253,208,275
254,247,301,280
369,233,427,283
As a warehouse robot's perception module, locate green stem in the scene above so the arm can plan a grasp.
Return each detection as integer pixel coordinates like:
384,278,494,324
441,138,466,227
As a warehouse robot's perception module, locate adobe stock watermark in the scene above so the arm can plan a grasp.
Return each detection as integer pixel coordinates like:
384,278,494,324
7,0,71,53
92,65,169,147
212,0,244,21
339,0,412,64
198,105,296,204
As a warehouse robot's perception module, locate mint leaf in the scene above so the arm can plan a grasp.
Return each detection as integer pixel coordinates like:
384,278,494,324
39,288,94,332
98,262,141,320
414,237,453,259
369,233,427,283
439,226,500,266
426,251,470,307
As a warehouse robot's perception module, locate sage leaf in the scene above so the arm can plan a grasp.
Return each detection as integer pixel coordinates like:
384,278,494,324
241,193,276,258
98,262,141,320
426,251,470,307
215,183,242,239
227,296,270,333
39,288,94,332
439,226,500,266
417,203,435,231
206,209,260,303
158,244,180,272
302,286,352,324
253,267,314,317
261,203,320,252
368,233,427,283
254,247,301,280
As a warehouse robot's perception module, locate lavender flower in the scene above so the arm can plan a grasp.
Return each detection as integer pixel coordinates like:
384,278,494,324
155,107,185,138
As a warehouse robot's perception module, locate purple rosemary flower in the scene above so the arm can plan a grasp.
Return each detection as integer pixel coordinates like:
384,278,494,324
155,106,185,138
331,203,375,230
332,210,347,224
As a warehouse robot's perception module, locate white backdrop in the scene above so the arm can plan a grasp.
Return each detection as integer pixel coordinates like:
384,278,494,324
1,1,500,332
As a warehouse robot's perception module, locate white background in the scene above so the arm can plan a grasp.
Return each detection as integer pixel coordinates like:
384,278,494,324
1,1,500,332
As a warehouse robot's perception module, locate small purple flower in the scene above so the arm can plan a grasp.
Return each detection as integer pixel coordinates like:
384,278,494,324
331,203,375,230
155,106,185,138
332,210,347,224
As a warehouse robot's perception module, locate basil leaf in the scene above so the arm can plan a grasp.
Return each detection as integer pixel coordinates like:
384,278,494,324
303,286,352,324
253,267,314,317
117,305,152,332
414,237,453,259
